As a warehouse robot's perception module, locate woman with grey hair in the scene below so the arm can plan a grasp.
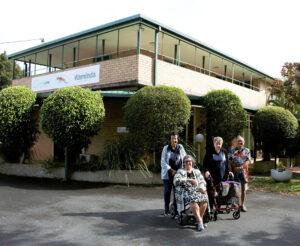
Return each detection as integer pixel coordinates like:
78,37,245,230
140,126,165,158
174,155,208,231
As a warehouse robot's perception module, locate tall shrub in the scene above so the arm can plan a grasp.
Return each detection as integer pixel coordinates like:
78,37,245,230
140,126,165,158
0,86,38,162
124,85,191,155
40,86,105,155
203,89,247,151
252,106,298,164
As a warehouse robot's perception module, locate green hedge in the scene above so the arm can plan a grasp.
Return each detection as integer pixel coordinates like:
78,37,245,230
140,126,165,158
40,86,105,152
252,106,298,161
0,86,38,162
124,85,191,153
203,89,247,151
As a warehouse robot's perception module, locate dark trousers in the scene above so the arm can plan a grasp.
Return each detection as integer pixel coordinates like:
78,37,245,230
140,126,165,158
163,179,176,213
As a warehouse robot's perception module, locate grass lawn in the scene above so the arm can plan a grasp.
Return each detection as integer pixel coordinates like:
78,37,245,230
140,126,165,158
248,176,300,196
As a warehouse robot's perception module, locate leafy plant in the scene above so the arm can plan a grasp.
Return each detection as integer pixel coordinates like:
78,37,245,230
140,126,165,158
124,85,191,154
0,51,23,89
252,106,299,167
0,86,38,162
276,162,286,171
203,89,247,151
40,86,105,152
99,135,145,171
42,157,63,172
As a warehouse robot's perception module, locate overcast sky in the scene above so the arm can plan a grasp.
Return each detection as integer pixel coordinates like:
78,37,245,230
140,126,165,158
1,0,299,78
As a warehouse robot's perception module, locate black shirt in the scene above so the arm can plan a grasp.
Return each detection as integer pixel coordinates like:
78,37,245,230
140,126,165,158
168,144,182,171
203,148,230,185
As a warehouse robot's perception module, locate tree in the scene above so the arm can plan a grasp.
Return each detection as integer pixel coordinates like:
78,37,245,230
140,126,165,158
252,106,298,166
40,86,105,151
0,51,22,90
40,86,105,179
203,89,247,151
124,85,191,155
269,62,300,113
0,86,38,162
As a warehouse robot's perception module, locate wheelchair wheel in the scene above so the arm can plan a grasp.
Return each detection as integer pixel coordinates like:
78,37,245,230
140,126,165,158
233,210,240,220
177,214,184,225
169,203,176,219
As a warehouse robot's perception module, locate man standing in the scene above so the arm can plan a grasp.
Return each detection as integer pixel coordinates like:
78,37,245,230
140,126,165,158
161,132,186,216
229,136,251,212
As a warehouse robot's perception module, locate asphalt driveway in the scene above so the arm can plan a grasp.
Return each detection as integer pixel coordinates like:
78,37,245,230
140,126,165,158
0,175,299,246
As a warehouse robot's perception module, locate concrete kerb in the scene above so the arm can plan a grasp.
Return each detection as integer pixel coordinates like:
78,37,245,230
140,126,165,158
0,163,162,185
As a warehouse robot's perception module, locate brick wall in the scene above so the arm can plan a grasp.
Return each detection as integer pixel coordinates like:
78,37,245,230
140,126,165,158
11,55,152,93
156,60,268,109
138,55,153,85
12,77,31,89
28,101,127,161
86,101,127,156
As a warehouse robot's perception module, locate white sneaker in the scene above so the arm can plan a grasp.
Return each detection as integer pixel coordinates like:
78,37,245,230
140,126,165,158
197,223,204,231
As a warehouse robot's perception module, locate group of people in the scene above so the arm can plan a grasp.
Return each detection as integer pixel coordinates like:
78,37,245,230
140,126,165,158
161,132,251,231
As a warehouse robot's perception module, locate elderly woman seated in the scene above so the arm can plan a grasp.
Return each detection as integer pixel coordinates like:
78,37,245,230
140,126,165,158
173,155,208,231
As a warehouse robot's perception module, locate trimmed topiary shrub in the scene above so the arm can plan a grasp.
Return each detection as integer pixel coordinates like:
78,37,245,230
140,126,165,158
40,86,105,154
252,106,298,165
0,86,38,162
124,85,191,154
203,89,247,151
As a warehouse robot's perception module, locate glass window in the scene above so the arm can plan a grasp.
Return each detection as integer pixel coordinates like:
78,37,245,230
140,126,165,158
180,41,196,69
162,33,179,64
35,50,48,75
210,54,224,78
119,25,138,57
24,54,35,76
140,25,155,57
64,41,78,68
97,30,118,60
78,36,96,65
195,48,209,73
49,46,63,71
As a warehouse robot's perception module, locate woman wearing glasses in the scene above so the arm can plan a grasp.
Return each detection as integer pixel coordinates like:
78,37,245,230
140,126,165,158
174,155,208,231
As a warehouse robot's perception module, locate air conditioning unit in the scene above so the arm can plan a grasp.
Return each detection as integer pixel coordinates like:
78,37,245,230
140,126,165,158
79,154,91,163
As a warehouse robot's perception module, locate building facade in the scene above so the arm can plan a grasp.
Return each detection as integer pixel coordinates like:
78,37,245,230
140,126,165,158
8,14,274,162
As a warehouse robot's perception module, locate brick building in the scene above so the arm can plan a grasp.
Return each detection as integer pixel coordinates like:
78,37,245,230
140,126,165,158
8,14,274,162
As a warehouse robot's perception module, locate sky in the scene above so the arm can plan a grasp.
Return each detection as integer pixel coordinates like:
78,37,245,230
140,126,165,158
1,0,299,79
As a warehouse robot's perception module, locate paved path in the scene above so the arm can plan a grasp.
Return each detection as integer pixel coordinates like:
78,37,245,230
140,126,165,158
0,175,299,246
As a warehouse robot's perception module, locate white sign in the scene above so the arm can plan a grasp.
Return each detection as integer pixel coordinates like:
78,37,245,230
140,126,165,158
31,65,100,92
117,127,129,133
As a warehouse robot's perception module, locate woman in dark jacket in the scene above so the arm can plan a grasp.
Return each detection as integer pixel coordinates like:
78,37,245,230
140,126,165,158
203,136,233,210
203,136,233,185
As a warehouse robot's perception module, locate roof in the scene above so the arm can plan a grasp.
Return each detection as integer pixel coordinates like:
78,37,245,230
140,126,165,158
8,14,274,80
37,90,258,111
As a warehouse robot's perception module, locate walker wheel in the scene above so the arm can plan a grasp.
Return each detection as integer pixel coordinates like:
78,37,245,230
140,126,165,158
213,211,218,221
233,210,240,220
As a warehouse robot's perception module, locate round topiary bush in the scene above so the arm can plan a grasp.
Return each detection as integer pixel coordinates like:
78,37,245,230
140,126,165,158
124,85,191,154
252,106,298,162
0,86,38,162
203,89,247,151
40,86,105,151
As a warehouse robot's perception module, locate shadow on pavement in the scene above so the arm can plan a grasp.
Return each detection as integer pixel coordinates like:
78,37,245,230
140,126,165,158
0,174,110,191
62,209,300,246
0,229,80,246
